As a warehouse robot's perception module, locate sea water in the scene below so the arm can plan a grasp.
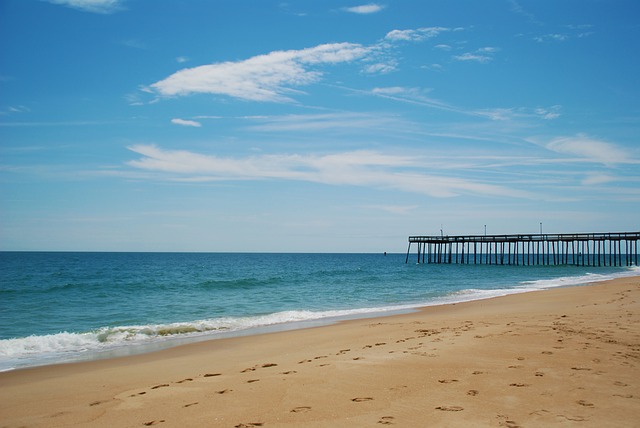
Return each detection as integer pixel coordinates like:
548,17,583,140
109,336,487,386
1,252,638,371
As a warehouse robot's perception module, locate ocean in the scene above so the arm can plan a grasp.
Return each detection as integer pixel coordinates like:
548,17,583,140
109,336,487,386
1,251,638,372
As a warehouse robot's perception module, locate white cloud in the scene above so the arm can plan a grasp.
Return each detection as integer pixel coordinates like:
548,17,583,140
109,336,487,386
46,0,124,14
344,4,385,14
453,47,498,63
171,118,202,128
126,145,530,199
246,112,408,133
149,43,372,103
534,33,569,43
385,27,450,42
534,105,561,120
363,62,396,74
546,135,632,164
454,53,491,62
582,173,617,186
0,105,30,116
176,56,189,63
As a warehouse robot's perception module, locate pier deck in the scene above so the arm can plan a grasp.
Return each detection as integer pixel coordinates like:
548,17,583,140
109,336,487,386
406,232,640,266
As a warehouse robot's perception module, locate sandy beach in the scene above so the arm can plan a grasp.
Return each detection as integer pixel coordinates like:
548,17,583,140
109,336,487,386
1,276,638,427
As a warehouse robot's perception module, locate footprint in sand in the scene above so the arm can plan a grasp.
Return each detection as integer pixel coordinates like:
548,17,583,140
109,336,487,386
509,383,530,387
151,384,170,390
337,349,351,355
535,371,545,377
235,423,263,427
435,406,464,412
204,373,221,377
175,378,193,383
352,397,374,402
261,363,278,368
281,370,297,375
378,416,395,424
144,421,165,426
247,379,260,383
290,406,311,413
216,389,233,394
467,390,479,396
576,400,594,407
183,402,198,408
438,379,459,384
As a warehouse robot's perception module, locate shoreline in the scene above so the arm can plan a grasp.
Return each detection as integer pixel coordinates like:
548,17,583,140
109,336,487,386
1,277,639,427
4,266,638,372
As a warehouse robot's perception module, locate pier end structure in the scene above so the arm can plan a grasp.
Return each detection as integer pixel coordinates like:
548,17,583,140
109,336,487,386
406,232,640,266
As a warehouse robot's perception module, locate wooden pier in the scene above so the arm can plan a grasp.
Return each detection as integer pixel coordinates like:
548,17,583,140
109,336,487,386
406,232,640,266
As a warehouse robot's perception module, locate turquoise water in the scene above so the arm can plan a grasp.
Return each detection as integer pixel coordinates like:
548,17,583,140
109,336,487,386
1,252,638,371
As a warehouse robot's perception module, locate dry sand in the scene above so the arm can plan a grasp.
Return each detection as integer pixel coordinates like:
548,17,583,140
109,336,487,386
1,277,638,427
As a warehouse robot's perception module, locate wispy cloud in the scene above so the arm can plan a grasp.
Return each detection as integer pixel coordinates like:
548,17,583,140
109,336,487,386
245,112,409,133
126,145,530,199
582,173,617,186
385,27,450,42
171,118,201,128
343,4,385,14
508,0,542,25
454,47,499,63
534,33,569,43
147,28,457,104
149,43,372,103
0,105,30,116
45,0,124,14
545,134,635,165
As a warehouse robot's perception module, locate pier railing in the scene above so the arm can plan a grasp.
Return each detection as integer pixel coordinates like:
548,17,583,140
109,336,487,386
406,232,640,266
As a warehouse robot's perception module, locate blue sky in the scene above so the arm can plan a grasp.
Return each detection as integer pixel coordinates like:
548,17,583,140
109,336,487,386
1,0,639,252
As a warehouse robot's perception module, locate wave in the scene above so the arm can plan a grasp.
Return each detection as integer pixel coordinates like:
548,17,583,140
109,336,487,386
518,265,640,290
2,265,638,371
0,306,416,371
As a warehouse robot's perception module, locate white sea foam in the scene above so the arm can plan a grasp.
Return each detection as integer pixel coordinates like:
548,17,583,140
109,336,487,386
519,265,640,290
1,266,638,371
0,306,415,370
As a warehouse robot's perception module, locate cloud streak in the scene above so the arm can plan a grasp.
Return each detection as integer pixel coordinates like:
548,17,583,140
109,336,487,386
149,43,372,103
46,0,124,14
126,144,531,199
545,135,634,165
146,28,460,104
171,118,202,127
344,4,385,14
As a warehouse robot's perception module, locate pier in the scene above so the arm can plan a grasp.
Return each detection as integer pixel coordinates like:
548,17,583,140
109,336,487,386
406,232,640,266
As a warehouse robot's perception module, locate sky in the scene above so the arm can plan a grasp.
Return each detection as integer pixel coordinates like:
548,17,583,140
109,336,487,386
0,0,639,252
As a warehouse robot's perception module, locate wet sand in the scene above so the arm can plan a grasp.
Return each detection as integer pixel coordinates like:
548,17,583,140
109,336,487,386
1,277,638,427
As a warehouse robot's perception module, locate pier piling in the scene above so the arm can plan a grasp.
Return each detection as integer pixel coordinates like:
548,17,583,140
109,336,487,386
406,232,639,266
